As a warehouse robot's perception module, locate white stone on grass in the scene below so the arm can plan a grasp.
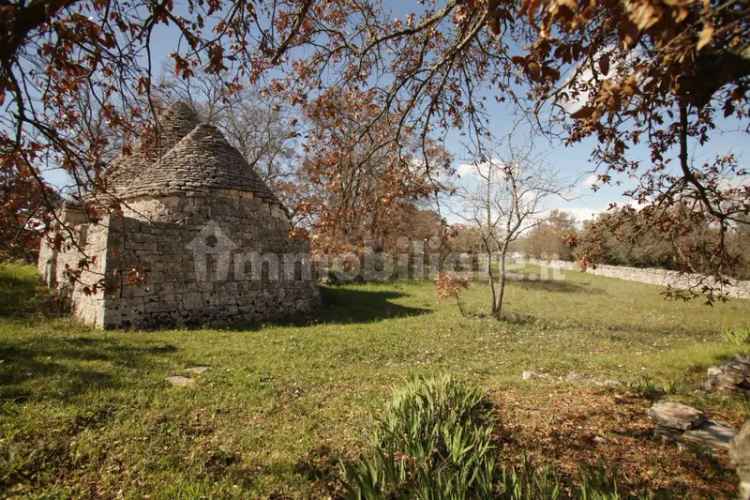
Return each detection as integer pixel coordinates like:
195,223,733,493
648,401,705,431
649,401,739,456
704,356,750,394
682,421,736,451
166,375,195,387
521,370,550,381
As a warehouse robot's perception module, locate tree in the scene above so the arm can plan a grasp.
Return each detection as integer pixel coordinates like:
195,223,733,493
380,205,447,253
269,0,750,295
1,0,748,299
522,209,577,260
0,169,60,262
518,0,750,290
455,136,567,319
573,208,678,270
572,204,750,299
447,224,486,255
295,88,451,255
733,215,750,280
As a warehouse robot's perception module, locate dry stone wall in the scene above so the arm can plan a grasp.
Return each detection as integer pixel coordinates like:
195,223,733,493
122,124,277,202
101,190,318,329
39,102,319,329
38,206,110,327
528,258,750,299
39,190,319,329
106,102,201,190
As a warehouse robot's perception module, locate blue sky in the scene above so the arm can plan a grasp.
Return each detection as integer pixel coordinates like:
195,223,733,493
41,1,749,226
379,2,748,224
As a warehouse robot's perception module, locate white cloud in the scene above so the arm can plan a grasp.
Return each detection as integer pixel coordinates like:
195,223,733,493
582,173,599,188
564,207,601,222
559,48,638,115
624,199,648,211
456,162,477,178
455,159,504,179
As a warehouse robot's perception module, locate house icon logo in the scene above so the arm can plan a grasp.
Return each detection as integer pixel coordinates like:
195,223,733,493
186,221,238,282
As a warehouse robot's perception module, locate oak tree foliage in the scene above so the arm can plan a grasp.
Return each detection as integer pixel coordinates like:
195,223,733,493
1,0,748,297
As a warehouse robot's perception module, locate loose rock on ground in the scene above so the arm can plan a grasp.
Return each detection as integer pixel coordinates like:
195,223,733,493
648,401,736,454
705,355,750,394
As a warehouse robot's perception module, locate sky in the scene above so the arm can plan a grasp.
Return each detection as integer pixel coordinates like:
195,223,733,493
372,2,743,225
39,0,750,227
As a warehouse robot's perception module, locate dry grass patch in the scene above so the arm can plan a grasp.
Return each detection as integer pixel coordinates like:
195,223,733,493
495,385,739,498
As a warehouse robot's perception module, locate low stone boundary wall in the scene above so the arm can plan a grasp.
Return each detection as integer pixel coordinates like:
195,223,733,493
527,258,750,300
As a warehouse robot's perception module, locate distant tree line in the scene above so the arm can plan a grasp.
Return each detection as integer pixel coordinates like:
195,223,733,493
457,207,750,280
1,0,748,300
339,203,750,284
571,207,750,280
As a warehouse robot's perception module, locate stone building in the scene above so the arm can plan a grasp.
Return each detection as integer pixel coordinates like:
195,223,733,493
38,102,319,329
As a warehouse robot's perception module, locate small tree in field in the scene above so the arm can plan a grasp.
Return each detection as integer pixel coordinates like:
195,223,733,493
457,138,568,319
435,272,470,317
1,0,748,298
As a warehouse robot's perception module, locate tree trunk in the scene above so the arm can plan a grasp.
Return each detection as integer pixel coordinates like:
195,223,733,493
494,246,508,319
485,246,497,316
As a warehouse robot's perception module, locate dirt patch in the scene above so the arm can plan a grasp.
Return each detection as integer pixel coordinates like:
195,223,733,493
493,386,737,498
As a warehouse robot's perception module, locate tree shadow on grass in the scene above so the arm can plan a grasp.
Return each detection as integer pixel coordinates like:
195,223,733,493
316,286,431,324
293,445,348,498
0,265,66,319
223,286,432,331
0,336,178,403
499,311,539,326
3,264,430,330
593,321,720,341
507,276,605,295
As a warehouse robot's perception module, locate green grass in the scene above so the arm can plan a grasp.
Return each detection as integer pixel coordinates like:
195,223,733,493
0,262,748,498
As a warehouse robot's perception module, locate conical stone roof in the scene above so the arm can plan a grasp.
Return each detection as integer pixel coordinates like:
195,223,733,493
104,102,278,203
118,123,278,201
142,101,202,157
107,102,200,190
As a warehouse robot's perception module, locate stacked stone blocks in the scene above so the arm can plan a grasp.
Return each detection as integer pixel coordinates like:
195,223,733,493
38,102,319,329
527,258,750,299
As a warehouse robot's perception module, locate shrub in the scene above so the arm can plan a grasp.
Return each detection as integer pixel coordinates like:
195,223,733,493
435,273,470,317
577,464,624,500
625,376,681,400
343,376,653,499
342,375,499,499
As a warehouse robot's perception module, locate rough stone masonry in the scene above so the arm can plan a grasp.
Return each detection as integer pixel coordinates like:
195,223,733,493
38,102,319,329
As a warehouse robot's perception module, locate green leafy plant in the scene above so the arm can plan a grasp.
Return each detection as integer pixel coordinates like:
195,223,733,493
626,376,663,400
722,327,750,346
342,377,643,500
626,376,682,400
342,375,499,499
496,456,562,500
578,464,623,500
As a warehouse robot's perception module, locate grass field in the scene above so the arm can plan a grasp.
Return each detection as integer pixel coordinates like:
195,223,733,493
1,262,748,498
